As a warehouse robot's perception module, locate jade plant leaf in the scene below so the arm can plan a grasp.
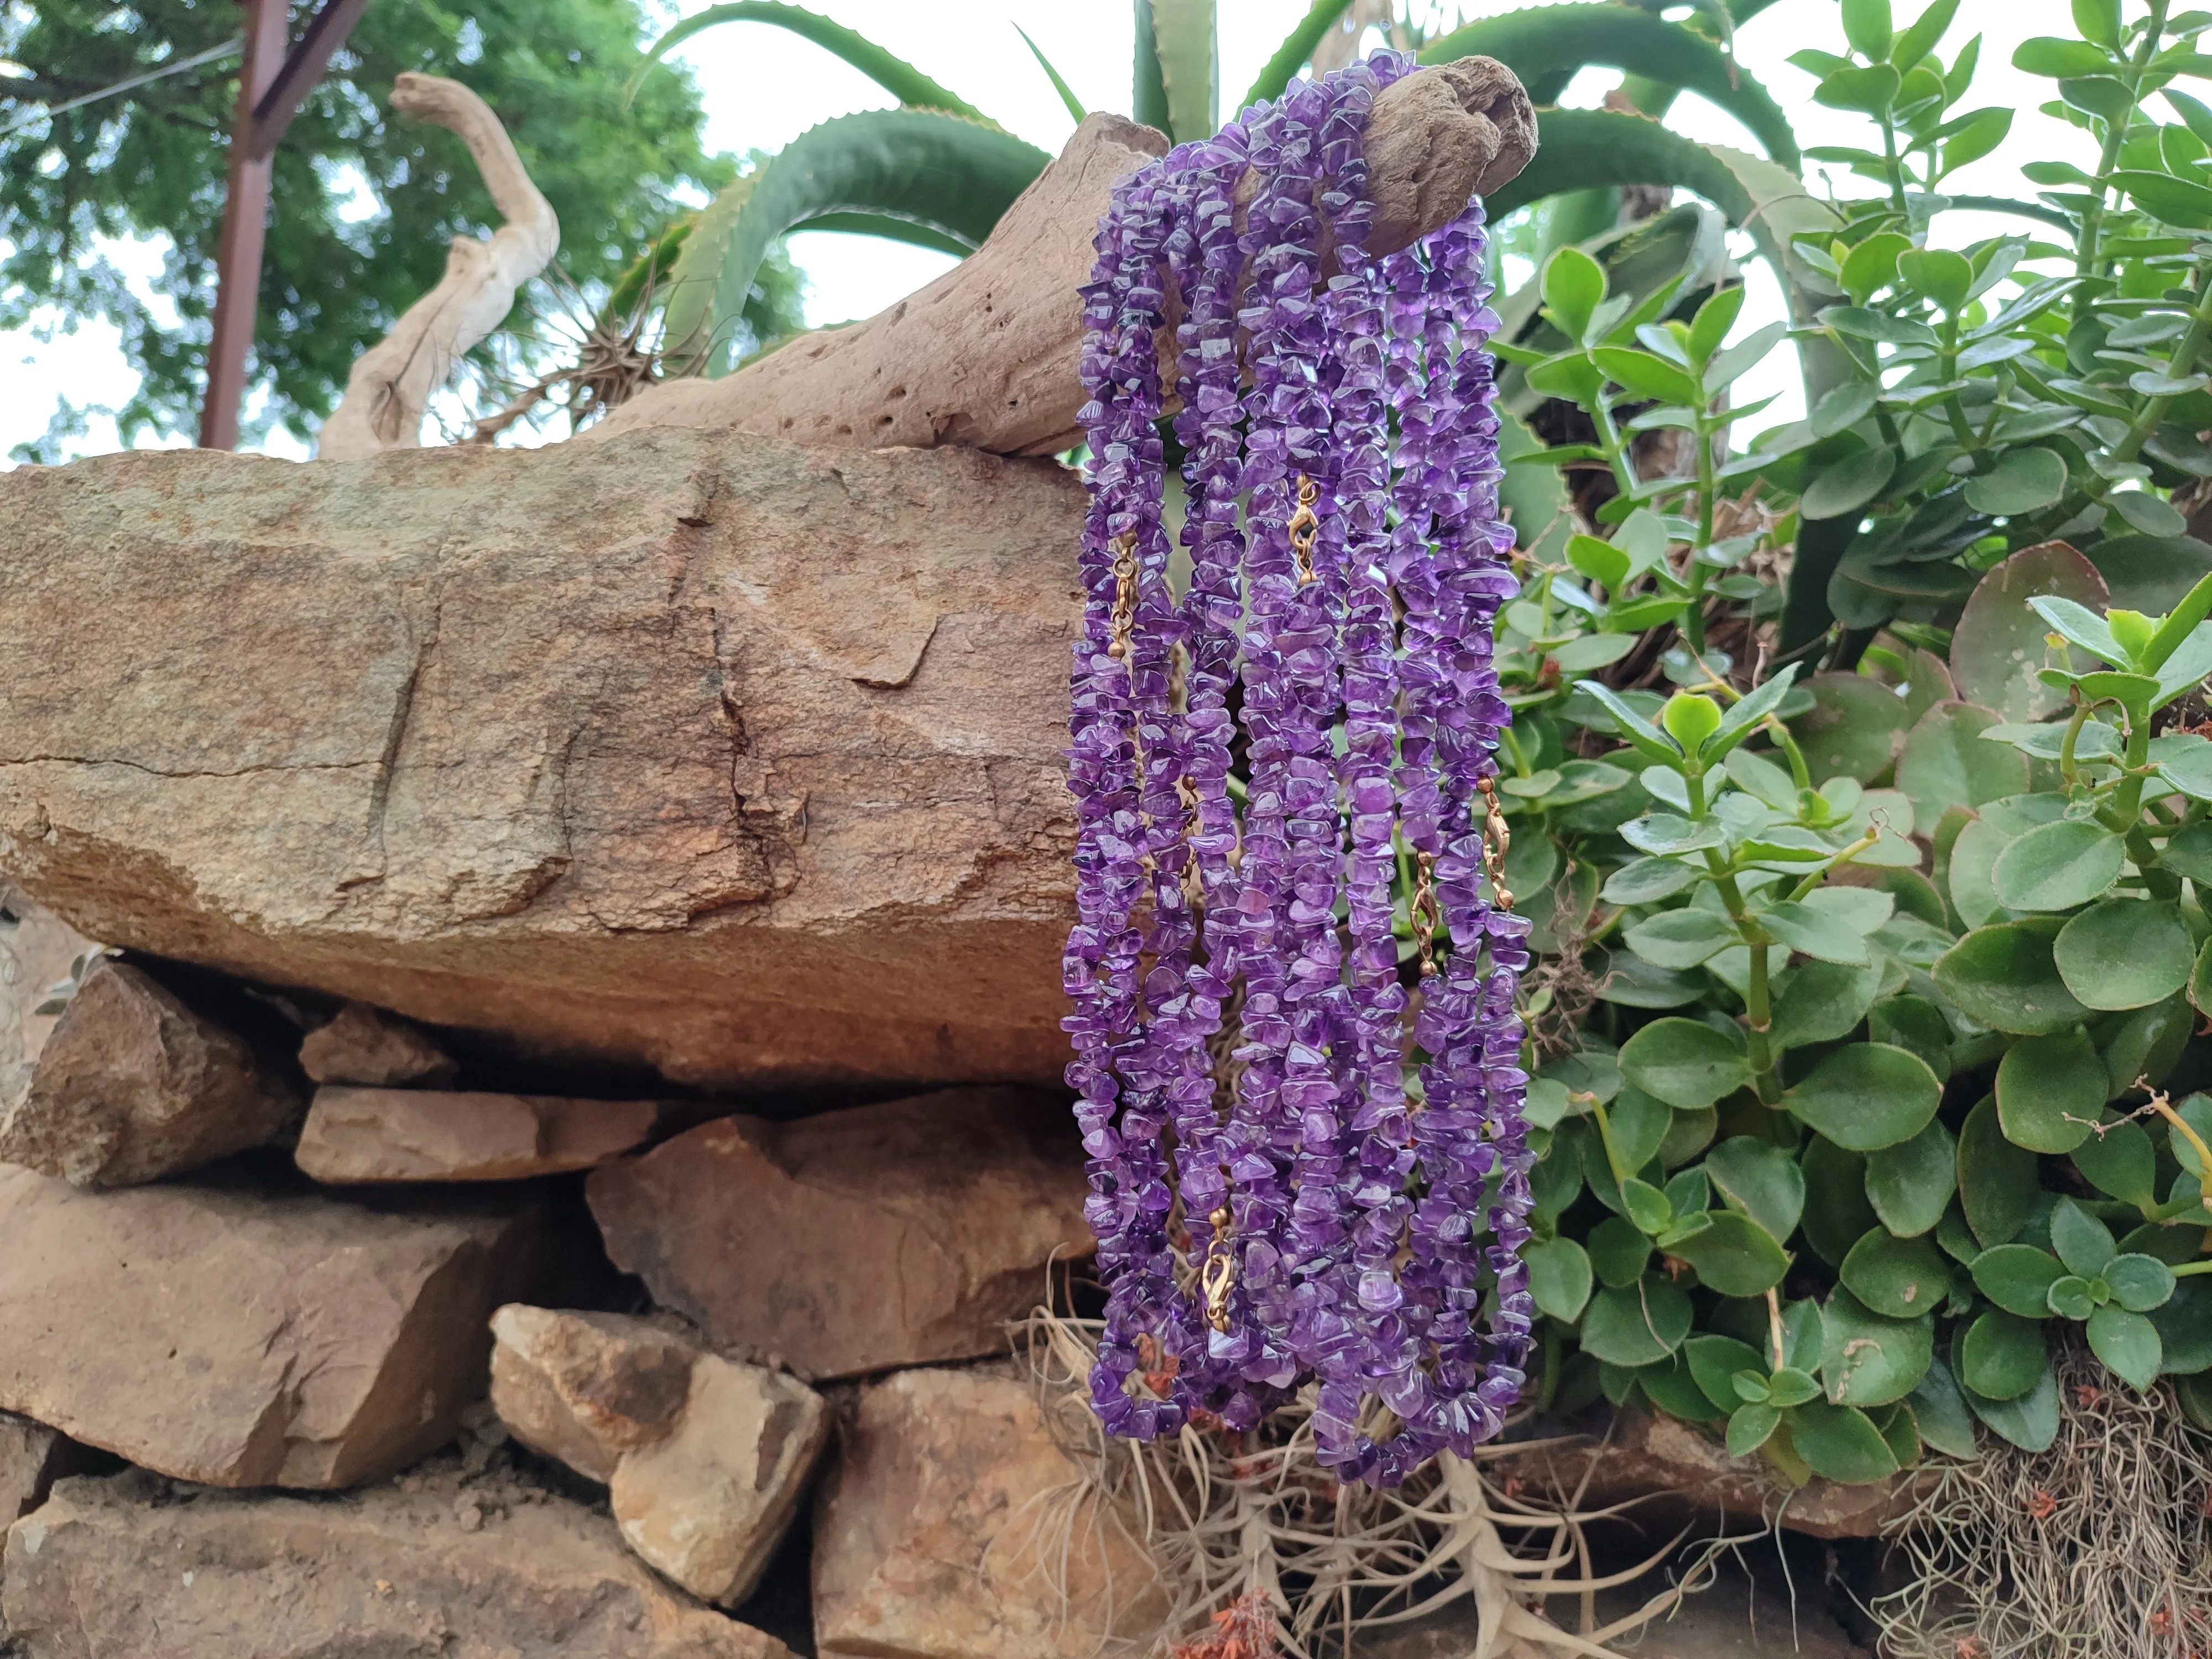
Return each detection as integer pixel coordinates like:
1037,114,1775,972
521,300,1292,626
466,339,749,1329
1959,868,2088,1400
1934,925,2091,1035
1784,1042,1942,1151
1959,1095,2042,1246
1704,1136,1806,1240
2070,1117,2159,1208
1994,1029,2105,1153
1865,1118,1958,1237
2048,1197,2117,1278
1820,1287,1935,1409
1949,542,2108,721
1772,960,1886,1049
1619,1019,1754,1110
1866,996,1955,1087
2087,1305,2162,1390
1989,818,2126,911
2104,1253,2177,1314
1524,1236,1594,1322
2053,898,2195,1010
1792,672,1912,783
1897,702,2029,829
1841,1228,1953,1318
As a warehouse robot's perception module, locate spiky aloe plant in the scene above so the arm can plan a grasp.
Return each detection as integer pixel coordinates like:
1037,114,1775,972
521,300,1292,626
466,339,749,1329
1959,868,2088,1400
622,0,1818,378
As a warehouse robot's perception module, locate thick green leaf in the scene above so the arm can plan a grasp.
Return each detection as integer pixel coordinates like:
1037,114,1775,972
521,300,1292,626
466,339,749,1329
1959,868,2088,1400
1788,1399,1902,1483
1959,1095,2042,1246
1785,1042,1942,1151
1961,1362,2061,1452
666,112,1049,374
1989,818,2126,911
1792,672,1911,784
1579,1277,1695,1365
1608,1087,1676,1176
2072,1116,2159,1208
1727,1401,1783,1455
1964,447,2068,515
1822,1286,1935,1406
1524,1236,1595,1322
1241,0,1354,106
1867,995,1954,1086
1588,1214,1654,1289
1897,702,2027,830
1141,0,1216,145
2105,1253,2177,1314
1841,1228,1953,1318
1625,909,1740,969
1960,1308,2050,1400
2049,1196,2116,1279
1803,1135,1881,1265
1672,1209,1791,1296
2054,898,2195,1011
2088,1305,2162,1390
1994,1028,2105,1154
2098,994,2192,1102
1865,1118,1958,1238
1422,9,1800,167
1909,1356,1981,1458
1771,960,1886,1050
1619,1019,1754,1110
1637,1350,1728,1423
1703,1136,1806,1240
1934,925,2091,1035
1803,446,1900,521
629,2,989,117
1970,1244,2068,1317
1687,1333,1768,1415
2153,1277,2212,1373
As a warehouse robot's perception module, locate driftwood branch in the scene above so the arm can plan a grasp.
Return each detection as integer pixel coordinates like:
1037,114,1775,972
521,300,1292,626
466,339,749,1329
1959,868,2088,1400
587,57,1536,458
317,74,559,461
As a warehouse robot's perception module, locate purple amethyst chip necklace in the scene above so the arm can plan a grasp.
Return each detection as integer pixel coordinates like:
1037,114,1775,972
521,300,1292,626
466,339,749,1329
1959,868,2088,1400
1064,52,1535,1488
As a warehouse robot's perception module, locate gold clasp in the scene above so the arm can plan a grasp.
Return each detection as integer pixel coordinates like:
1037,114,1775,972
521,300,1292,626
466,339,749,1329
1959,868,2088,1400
1287,476,1320,587
1478,777,1515,911
1107,533,1139,661
1201,1206,1236,1333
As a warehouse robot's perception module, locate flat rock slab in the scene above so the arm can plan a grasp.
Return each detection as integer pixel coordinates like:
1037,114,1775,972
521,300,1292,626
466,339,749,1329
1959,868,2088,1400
299,1000,457,1087
587,1088,1091,1378
812,1366,1163,1659
3,1470,796,1659
0,1165,550,1487
0,959,300,1187
0,430,1081,1092
296,1085,659,1181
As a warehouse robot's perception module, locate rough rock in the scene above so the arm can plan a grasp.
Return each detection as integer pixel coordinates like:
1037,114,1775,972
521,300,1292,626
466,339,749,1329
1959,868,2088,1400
489,1305,829,1606
299,999,458,1086
296,1085,659,1182
2,1468,796,1658
0,431,1079,1093
812,1366,1163,1659
587,1088,1091,1378
0,1164,552,1487
0,884,97,1121
0,958,300,1187
1490,1409,1922,1540
591,60,1539,457
0,1413,81,1537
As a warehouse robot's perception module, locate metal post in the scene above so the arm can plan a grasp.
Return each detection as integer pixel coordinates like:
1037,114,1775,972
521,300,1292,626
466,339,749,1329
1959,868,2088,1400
197,0,286,450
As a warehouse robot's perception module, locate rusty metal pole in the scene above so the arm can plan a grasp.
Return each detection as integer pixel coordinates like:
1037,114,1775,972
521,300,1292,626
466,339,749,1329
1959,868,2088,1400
197,0,286,450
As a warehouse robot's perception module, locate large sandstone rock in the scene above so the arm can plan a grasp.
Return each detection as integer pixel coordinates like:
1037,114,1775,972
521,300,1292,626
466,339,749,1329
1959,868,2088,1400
296,1085,660,1182
2,1468,796,1658
491,1305,828,1607
0,958,300,1186
0,1414,80,1538
0,885,96,1121
0,1165,551,1487
812,1367,1163,1659
0,431,1079,1093
587,1088,1091,1378
299,999,458,1086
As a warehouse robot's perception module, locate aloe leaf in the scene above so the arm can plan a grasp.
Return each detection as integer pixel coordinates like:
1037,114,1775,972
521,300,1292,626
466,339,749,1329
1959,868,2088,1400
1144,0,1218,144
1420,6,1801,169
1244,0,1358,108
628,2,988,120
797,212,977,258
1015,23,1088,123
1133,0,1171,136
663,111,1051,375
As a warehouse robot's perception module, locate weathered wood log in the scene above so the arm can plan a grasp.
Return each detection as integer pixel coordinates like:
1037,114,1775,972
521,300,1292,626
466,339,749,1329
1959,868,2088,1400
0,430,1080,1091
588,57,1536,458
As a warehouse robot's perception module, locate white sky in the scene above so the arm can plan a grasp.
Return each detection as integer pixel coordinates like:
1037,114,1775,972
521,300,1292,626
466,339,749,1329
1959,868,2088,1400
0,0,2077,465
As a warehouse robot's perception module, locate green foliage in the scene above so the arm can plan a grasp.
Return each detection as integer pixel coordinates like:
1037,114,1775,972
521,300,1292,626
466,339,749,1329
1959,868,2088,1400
0,0,792,450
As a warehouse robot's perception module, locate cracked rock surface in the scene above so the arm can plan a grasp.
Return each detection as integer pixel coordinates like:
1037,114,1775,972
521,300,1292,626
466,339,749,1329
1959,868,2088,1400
0,430,1081,1092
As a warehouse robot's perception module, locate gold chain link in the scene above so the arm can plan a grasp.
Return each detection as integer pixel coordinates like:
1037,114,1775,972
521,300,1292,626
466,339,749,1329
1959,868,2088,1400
1287,475,1320,587
1107,533,1139,661
1478,776,1515,911
1201,1205,1236,1333
1411,850,1439,979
